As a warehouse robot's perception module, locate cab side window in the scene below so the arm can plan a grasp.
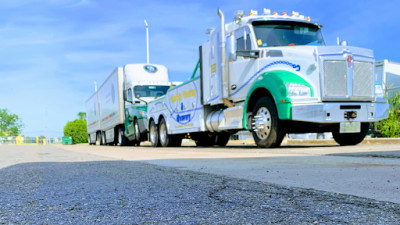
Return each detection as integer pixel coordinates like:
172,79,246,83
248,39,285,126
127,88,133,102
237,34,252,50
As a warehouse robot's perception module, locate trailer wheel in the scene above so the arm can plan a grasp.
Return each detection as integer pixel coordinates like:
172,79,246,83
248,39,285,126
149,120,160,147
134,119,141,142
95,133,101,145
117,128,127,146
251,97,285,148
101,132,106,145
332,122,369,146
159,118,175,147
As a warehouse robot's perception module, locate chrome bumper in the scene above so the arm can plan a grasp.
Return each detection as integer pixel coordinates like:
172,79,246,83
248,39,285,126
291,102,389,123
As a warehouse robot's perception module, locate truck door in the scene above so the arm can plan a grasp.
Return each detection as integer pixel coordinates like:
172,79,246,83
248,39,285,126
228,26,257,101
124,88,135,135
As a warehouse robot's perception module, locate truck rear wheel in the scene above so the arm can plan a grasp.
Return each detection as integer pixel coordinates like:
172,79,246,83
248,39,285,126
159,118,175,147
251,97,285,148
101,132,106,145
117,128,127,146
332,122,369,146
194,133,215,147
215,133,230,147
149,120,160,147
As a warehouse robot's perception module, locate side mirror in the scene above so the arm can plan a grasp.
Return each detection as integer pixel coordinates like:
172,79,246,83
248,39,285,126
226,35,236,60
236,50,259,58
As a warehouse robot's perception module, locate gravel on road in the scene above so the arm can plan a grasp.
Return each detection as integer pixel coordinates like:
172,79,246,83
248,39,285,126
0,146,399,224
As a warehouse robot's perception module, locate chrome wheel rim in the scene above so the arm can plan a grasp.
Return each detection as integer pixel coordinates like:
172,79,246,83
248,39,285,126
159,122,167,145
150,123,156,144
118,131,122,145
135,122,140,140
253,107,272,140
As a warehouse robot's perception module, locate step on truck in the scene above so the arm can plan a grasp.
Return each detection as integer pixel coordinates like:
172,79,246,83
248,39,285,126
146,8,389,148
85,64,171,146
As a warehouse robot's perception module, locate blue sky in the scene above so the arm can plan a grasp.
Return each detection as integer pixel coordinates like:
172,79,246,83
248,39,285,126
0,0,399,137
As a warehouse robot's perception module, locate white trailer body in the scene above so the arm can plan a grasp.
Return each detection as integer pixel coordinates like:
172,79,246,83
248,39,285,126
376,60,400,98
98,67,125,143
85,92,100,144
147,8,389,148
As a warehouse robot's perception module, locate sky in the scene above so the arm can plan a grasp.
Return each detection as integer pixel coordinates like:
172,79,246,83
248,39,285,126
0,0,399,137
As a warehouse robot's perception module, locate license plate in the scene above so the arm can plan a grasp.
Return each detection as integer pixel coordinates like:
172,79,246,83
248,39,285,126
340,121,361,133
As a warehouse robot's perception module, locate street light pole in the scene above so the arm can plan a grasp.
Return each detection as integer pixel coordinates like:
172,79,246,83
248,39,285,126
144,19,149,65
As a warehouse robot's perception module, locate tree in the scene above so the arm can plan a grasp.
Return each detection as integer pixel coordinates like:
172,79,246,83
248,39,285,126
63,119,88,144
78,112,86,120
375,93,400,137
0,109,23,136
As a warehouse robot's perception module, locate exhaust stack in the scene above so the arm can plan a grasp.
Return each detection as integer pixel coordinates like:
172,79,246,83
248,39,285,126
218,8,234,107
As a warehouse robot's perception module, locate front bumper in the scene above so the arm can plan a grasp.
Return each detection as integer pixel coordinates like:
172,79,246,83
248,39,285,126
291,102,389,123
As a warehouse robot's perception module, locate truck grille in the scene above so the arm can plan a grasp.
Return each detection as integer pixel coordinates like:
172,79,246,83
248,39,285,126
353,61,373,97
322,60,374,101
324,61,347,97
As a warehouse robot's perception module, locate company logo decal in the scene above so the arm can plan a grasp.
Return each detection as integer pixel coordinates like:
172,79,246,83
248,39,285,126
230,60,301,97
347,55,353,68
144,65,158,73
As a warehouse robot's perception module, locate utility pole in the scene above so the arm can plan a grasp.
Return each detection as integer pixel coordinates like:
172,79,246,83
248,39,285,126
144,19,149,64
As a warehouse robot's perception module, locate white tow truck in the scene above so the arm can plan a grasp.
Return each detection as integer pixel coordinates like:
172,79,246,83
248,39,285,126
146,8,389,148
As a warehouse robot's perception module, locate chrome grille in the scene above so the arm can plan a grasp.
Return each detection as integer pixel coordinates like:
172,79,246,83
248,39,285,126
353,61,374,97
323,61,347,97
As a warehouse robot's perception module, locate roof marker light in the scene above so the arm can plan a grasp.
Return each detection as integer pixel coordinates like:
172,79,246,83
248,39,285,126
306,17,311,21
263,8,271,15
273,12,278,15
249,9,258,16
282,12,287,16
291,11,299,17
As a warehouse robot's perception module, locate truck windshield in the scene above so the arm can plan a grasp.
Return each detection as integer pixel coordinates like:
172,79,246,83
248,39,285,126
134,85,170,98
252,21,325,47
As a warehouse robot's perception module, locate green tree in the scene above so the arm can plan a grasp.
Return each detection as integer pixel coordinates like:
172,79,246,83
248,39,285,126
376,93,400,137
0,108,23,136
63,119,88,144
78,112,86,120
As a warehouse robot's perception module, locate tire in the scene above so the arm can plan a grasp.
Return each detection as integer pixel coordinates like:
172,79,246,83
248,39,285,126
95,133,101,145
134,119,141,143
159,118,174,147
251,96,285,148
332,122,370,146
117,128,127,146
149,120,160,147
101,132,106,145
215,133,230,147
88,135,91,145
194,133,215,147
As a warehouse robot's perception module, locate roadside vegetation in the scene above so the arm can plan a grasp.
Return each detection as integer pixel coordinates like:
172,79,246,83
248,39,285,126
0,108,23,136
374,93,400,137
63,112,88,144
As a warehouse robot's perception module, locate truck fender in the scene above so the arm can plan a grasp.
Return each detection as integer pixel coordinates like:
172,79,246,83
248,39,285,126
242,70,314,129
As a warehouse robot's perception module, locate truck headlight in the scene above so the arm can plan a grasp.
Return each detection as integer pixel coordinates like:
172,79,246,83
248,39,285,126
375,84,384,98
285,83,311,98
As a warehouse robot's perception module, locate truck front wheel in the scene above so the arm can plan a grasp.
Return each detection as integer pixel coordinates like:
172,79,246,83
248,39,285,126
134,119,141,143
332,123,370,146
149,120,160,147
251,97,285,148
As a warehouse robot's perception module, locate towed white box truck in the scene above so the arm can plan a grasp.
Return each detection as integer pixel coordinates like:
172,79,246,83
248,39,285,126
146,8,389,148
85,64,171,146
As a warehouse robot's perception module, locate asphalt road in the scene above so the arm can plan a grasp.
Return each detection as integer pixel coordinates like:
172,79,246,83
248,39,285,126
0,143,399,224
